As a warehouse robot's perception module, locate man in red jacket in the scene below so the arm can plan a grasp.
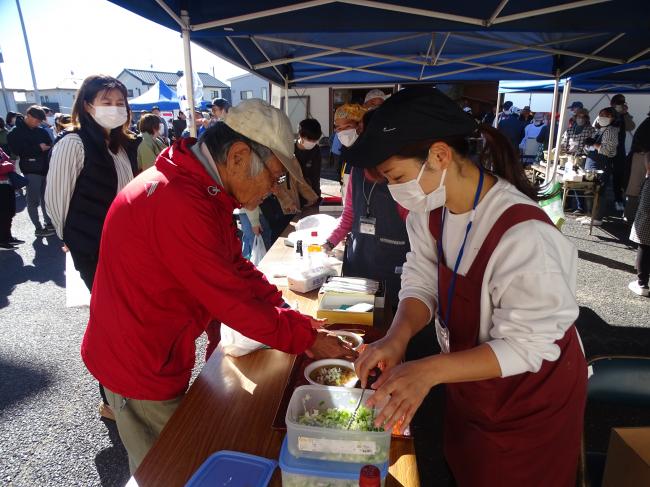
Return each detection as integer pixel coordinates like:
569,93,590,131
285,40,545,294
81,100,353,472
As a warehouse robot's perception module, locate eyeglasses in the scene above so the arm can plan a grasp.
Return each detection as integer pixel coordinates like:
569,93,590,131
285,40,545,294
255,148,287,186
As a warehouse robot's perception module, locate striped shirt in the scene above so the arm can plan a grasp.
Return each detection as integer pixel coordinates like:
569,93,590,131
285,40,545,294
45,133,133,240
597,125,619,158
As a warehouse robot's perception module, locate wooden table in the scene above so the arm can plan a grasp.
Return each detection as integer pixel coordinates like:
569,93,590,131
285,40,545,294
131,220,420,487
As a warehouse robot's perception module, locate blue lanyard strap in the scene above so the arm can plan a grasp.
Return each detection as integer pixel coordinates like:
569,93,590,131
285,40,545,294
436,165,485,329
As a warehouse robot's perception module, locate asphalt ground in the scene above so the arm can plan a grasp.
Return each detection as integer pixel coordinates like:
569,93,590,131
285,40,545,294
1,172,648,486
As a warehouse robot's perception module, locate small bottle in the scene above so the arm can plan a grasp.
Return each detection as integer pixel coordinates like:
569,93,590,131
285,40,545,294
359,465,381,487
307,231,325,268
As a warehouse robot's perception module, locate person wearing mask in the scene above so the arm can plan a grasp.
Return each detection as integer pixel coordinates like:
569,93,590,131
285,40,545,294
497,101,526,152
150,106,169,145
210,98,231,122
323,109,410,308
5,111,18,130
562,109,597,213
625,110,650,222
45,75,137,421
295,118,323,199
80,99,353,472
172,110,187,141
519,112,545,165
334,103,367,202
519,106,533,123
363,89,388,110
567,101,584,127
0,147,23,249
348,87,586,487
628,155,650,297
41,107,56,142
136,113,165,173
7,106,55,237
610,94,636,211
578,107,619,227
0,118,10,154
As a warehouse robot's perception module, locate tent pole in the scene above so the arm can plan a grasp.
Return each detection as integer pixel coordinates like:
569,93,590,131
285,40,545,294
284,78,289,116
494,92,504,129
549,78,571,183
181,10,196,137
545,76,560,181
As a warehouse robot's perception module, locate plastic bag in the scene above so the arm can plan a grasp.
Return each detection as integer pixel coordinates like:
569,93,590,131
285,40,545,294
539,182,565,230
220,324,266,357
250,234,267,266
65,252,90,307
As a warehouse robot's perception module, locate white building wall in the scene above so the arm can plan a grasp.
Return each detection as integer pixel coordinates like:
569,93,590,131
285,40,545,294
230,74,269,106
117,72,147,99
270,84,331,136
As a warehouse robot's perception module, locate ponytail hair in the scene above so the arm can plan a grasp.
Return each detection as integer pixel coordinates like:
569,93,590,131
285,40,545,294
390,124,550,202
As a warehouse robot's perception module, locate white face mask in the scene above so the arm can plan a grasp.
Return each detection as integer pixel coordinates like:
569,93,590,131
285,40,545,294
388,162,447,213
91,105,128,130
614,104,624,113
338,128,358,147
597,116,611,127
46,116,55,126
300,139,317,150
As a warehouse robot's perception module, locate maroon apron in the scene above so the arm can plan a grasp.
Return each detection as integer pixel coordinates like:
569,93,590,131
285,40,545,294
429,203,587,487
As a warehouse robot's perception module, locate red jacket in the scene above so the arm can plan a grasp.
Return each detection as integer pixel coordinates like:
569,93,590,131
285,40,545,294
81,139,316,400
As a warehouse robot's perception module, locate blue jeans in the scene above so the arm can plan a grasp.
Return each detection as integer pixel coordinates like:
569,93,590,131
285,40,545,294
239,212,272,259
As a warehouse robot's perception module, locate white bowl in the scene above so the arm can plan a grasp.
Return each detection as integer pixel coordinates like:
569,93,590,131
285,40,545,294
328,330,364,350
304,359,358,388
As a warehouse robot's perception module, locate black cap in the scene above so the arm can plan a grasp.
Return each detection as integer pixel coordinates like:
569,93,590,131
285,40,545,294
503,101,513,110
343,86,476,169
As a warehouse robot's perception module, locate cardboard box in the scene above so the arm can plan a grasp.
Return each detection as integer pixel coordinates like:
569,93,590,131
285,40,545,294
602,427,650,487
316,292,375,326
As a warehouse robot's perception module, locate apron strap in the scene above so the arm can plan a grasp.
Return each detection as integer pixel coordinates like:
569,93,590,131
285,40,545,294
466,203,555,280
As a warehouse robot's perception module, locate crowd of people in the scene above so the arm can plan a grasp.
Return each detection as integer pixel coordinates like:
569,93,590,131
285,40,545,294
1,74,648,485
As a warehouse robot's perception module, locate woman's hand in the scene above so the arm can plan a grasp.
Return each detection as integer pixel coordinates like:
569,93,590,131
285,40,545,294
354,334,408,388
366,357,438,434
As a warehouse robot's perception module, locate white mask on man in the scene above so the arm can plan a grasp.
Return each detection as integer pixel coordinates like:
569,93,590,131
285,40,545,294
300,139,317,150
388,162,447,213
338,128,359,147
597,116,611,127
91,105,128,130
614,104,624,113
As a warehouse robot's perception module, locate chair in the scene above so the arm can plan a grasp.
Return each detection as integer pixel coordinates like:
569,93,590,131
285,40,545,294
579,355,650,487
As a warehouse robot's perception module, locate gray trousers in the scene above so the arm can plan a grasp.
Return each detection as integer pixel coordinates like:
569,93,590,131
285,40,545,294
103,387,183,474
25,174,51,229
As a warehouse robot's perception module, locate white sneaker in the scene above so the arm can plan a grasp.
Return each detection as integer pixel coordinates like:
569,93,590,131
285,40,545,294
579,217,602,226
576,216,589,223
628,280,650,297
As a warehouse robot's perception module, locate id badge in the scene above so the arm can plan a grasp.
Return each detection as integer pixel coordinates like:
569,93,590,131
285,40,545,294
435,319,450,354
359,216,376,235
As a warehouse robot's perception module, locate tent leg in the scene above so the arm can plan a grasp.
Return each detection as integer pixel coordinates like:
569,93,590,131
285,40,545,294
284,78,289,116
549,78,571,182
494,92,504,129
181,10,197,138
545,76,560,181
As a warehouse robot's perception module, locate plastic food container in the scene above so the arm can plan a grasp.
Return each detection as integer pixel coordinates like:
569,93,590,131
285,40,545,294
185,450,277,487
279,437,388,487
285,385,391,464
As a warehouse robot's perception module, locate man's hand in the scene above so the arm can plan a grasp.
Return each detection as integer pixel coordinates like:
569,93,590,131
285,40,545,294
252,225,262,235
306,330,357,361
39,143,51,152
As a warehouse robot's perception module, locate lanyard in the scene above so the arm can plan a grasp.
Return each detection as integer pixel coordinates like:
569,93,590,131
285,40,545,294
362,178,377,217
436,165,484,330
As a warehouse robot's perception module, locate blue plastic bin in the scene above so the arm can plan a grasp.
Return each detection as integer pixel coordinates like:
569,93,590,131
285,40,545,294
185,450,277,487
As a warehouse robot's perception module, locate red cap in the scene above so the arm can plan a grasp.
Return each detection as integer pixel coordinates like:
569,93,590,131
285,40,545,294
311,231,318,237
359,465,381,487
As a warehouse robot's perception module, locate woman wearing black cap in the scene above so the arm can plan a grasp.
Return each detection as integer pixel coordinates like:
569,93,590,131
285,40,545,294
352,87,586,487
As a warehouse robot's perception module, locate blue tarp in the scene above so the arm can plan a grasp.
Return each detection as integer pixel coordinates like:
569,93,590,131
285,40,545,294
108,1,650,87
129,80,180,111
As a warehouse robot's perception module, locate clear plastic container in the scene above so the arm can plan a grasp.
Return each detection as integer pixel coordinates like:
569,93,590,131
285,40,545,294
285,385,391,464
279,437,388,487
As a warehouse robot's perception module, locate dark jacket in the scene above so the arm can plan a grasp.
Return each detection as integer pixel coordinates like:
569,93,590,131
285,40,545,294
631,116,650,154
6,118,52,175
295,142,321,197
498,115,526,150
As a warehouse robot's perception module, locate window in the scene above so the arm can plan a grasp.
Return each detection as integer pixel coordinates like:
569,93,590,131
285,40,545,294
40,95,49,103
241,90,253,100
127,89,134,98
212,90,221,99
261,87,268,101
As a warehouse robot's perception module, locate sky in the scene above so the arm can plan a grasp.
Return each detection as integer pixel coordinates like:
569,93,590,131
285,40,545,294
0,0,247,89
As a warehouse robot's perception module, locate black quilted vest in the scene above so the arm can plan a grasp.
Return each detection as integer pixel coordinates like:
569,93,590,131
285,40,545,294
62,129,135,258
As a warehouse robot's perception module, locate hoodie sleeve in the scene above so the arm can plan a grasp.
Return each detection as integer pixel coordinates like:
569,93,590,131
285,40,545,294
157,195,317,355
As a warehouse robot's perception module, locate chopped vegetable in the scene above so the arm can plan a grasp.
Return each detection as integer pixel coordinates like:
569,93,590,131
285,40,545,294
298,405,383,432
310,365,357,387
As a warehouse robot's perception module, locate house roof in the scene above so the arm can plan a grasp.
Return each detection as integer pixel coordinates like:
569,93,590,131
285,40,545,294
121,68,228,88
